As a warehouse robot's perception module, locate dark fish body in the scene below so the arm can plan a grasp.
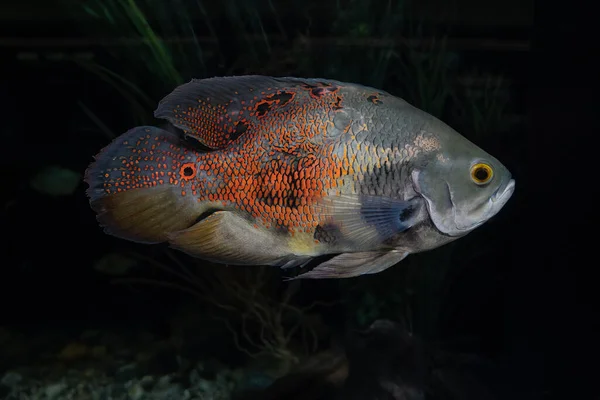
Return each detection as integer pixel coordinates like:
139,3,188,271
85,76,515,278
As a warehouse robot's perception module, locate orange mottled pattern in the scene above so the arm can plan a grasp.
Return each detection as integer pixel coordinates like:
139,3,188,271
98,130,201,196
99,81,358,236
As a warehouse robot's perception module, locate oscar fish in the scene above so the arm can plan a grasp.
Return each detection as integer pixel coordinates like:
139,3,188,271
85,75,515,279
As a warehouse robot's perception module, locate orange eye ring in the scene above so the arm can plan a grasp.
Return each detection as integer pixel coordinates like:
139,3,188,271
470,163,493,185
179,162,197,180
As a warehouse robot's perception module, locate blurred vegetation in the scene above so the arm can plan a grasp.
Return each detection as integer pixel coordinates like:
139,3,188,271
53,0,519,369
65,0,514,133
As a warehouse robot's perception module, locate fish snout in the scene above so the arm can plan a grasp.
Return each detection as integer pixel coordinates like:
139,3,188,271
492,178,515,204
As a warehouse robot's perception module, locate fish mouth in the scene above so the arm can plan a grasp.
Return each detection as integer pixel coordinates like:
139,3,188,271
451,179,515,234
491,178,516,204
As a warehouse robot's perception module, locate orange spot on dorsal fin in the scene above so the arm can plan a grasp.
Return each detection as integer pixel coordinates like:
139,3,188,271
154,76,342,150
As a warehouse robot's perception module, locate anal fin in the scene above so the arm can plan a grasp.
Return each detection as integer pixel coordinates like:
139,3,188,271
167,211,292,266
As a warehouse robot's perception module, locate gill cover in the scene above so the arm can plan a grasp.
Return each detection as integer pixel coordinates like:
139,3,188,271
411,169,462,236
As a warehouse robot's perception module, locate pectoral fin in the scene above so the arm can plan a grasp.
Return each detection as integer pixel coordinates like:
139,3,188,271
167,211,291,266
294,250,408,279
316,194,423,248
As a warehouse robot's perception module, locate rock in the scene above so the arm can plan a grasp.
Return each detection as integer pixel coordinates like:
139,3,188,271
236,370,274,392
1,371,22,387
189,368,202,387
139,375,155,390
0,371,23,399
155,374,172,389
126,380,145,400
152,381,187,399
44,382,68,399
116,363,139,382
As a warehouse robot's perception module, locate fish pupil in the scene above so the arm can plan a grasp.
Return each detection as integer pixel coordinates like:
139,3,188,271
183,167,194,177
475,168,489,181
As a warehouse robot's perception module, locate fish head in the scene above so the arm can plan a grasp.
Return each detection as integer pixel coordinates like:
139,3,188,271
407,116,515,238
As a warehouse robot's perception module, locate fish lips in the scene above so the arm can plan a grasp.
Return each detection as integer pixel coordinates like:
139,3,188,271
491,178,516,205
469,177,516,231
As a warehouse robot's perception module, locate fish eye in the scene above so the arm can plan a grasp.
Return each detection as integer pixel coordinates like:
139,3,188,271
470,163,493,185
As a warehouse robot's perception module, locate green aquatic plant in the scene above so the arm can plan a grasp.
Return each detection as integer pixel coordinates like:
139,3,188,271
68,0,284,129
80,0,193,86
73,59,155,126
324,0,407,88
393,36,457,118
453,69,512,141
67,0,211,130
104,250,331,377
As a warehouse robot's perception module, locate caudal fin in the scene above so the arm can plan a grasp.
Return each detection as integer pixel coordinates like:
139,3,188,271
84,126,204,243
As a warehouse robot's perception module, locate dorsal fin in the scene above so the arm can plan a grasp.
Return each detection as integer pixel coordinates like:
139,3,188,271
154,75,344,149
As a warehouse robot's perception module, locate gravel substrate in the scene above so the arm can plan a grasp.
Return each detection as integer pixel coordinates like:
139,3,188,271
0,327,275,400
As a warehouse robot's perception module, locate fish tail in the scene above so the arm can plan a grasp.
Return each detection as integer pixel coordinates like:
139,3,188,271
84,126,205,244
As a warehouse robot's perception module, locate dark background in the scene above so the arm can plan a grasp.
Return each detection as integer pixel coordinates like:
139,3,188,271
0,0,596,398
